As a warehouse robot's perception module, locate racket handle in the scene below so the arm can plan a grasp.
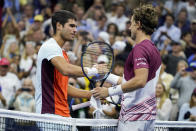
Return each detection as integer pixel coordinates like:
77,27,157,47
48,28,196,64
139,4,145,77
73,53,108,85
95,99,101,119
71,101,91,111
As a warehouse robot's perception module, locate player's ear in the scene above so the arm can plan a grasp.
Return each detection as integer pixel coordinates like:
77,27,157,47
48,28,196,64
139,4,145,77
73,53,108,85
56,22,63,32
136,21,141,30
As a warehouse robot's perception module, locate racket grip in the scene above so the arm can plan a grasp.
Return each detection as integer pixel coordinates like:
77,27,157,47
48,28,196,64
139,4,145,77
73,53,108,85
71,101,91,111
95,99,101,119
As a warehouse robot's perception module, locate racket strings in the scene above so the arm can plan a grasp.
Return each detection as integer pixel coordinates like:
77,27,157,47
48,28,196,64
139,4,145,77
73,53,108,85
82,43,113,80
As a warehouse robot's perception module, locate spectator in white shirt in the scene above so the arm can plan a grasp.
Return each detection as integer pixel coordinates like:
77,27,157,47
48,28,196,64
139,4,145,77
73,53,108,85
107,2,129,32
162,0,186,17
152,13,181,51
156,81,172,121
185,0,196,22
0,58,21,108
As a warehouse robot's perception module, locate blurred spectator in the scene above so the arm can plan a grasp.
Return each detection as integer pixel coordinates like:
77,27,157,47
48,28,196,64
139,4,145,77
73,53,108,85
32,14,44,31
180,31,196,58
162,41,186,76
20,42,36,72
0,0,4,46
11,78,35,112
175,9,191,33
156,81,172,121
106,23,119,36
191,19,196,45
159,61,174,96
93,15,108,39
9,54,21,75
82,0,106,39
152,14,181,51
185,0,196,21
0,58,21,108
32,28,45,43
74,6,91,32
169,60,188,121
0,85,6,108
155,2,166,28
97,31,110,44
162,0,186,17
59,0,77,12
105,2,117,19
112,40,126,56
107,2,129,32
170,61,196,110
32,0,48,15
3,0,20,19
112,60,124,76
62,41,78,65
22,4,35,29
178,88,196,121
2,8,20,39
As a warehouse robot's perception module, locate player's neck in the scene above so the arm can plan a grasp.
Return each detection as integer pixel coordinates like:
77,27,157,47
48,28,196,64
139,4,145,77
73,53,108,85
53,35,65,47
135,32,151,44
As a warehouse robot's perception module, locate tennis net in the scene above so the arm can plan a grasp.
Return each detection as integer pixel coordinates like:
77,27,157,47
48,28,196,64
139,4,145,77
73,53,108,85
0,109,196,131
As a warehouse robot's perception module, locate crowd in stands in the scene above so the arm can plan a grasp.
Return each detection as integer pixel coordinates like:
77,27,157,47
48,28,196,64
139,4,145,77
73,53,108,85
0,0,196,123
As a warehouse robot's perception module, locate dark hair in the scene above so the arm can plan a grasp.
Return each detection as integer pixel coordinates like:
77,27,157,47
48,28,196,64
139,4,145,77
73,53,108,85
52,10,77,34
181,31,191,39
133,4,158,35
106,23,119,36
178,8,188,17
165,13,175,21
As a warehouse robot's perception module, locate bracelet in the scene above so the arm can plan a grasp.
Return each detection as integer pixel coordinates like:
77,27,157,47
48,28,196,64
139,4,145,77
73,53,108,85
106,74,120,85
108,85,123,96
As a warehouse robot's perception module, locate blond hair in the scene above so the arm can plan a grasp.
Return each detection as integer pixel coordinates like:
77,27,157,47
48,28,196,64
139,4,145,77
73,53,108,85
157,81,168,109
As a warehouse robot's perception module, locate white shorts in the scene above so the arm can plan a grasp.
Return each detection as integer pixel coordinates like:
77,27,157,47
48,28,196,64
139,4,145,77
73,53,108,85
118,120,155,131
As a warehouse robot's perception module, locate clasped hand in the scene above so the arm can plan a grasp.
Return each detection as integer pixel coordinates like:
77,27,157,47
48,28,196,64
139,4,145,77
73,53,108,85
91,87,109,99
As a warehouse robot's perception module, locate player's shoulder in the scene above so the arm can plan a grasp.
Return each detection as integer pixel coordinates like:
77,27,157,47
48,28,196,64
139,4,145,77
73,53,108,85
134,40,153,49
40,38,59,51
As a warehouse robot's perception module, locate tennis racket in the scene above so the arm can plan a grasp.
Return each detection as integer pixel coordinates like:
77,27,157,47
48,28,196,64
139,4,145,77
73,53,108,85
80,41,114,118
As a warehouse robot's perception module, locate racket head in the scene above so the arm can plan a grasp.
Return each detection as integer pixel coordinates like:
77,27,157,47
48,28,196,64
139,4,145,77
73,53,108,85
81,41,114,83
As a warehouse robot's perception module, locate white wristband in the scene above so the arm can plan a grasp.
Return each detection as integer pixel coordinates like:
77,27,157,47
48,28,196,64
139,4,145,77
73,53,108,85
106,74,120,85
108,85,123,96
85,67,98,76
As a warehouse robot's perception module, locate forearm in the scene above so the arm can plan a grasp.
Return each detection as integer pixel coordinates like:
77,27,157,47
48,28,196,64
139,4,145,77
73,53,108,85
68,85,92,99
64,63,85,77
121,77,145,93
7,8,18,29
2,14,8,28
108,69,148,96
51,56,97,77
108,77,145,96
170,73,181,89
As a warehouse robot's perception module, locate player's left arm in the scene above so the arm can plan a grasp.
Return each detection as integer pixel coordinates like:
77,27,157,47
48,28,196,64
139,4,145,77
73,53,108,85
121,68,148,93
68,85,92,99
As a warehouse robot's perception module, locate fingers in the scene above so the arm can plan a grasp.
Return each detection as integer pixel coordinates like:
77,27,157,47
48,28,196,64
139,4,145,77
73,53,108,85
91,87,108,99
91,87,100,99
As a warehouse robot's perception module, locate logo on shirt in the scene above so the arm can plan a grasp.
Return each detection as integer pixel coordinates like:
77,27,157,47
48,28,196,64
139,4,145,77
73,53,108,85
137,62,147,66
135,57,147,62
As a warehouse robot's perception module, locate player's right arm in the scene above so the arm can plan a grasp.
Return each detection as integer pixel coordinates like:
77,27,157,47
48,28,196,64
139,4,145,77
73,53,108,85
51,56,87,77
